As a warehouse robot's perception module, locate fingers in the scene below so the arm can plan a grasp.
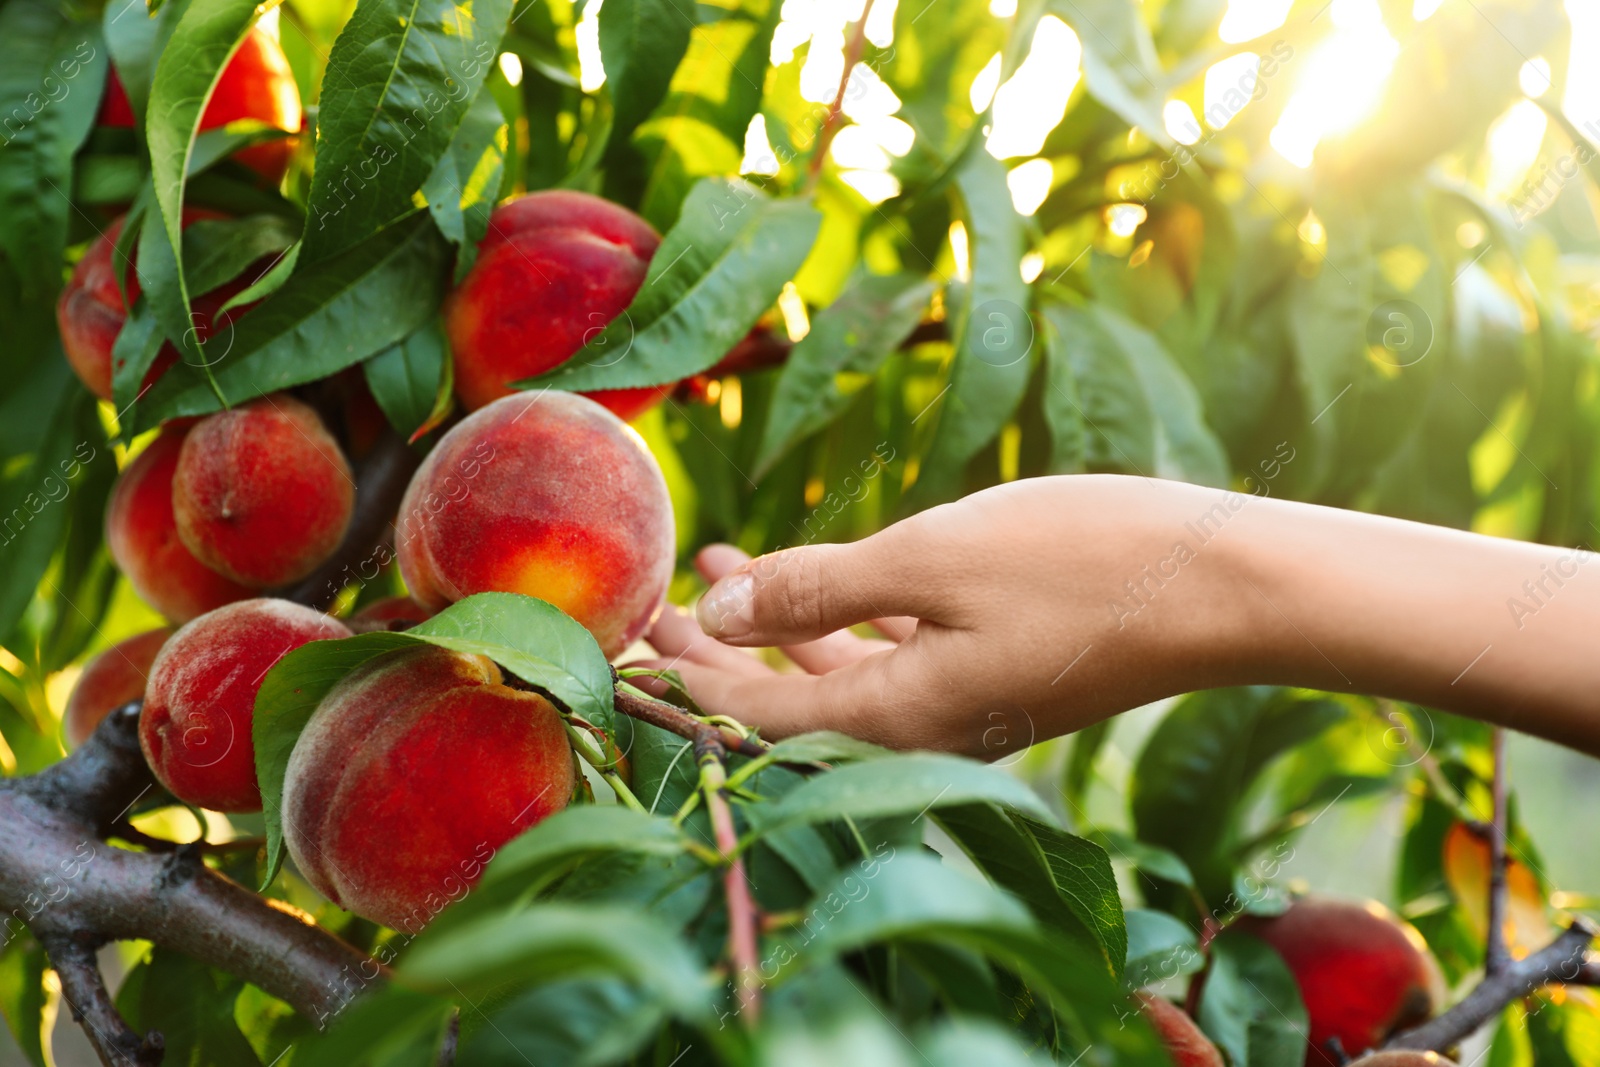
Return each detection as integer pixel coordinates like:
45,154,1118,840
672,648,915,744
695,527,939,648
644,605,771,678
871,616,918,642
694,544,899,673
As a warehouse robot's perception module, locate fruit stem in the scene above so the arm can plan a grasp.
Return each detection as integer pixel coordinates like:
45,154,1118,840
562,721,649,815
698,738,762,1026
612,686,769,759
1486,726,1511,977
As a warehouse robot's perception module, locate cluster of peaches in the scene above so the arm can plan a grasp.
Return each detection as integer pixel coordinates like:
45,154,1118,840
61,27,675,938
58,30,1458,1067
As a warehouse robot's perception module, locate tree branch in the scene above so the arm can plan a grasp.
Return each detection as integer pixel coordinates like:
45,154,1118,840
613,687,769,759
1385,920,1597,1053
43,936,164,1067
806,0,879,193
1486,727,1511,977
698,735,761,1025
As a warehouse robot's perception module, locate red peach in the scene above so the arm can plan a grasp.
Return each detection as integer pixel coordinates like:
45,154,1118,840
443,190,672,421
282,644,573,933
351,595,433,630
1348,1054,1459,1067
63,628,173,747
57,212,259,403
140,599,350,812
1232,896,1437,1065
100,26,301,183
1136,993,1223,1067
172,394,355,588
395,391,674,657
106,425,256,624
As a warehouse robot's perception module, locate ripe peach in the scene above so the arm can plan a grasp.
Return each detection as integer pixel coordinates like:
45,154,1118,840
172,395,355,588
107,424,256,624
282,644,573,933
351,595,432,630
63,628,173,747
1233,897,1436,1065
1348,1054,1459,1067
140,599,350,812
100,26,301,183
443,191,672,421
395,391,674,657
1136,993,1222,1067
57,212,257,403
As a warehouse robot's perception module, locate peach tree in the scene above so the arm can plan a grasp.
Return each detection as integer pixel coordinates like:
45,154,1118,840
1,0,1598,1063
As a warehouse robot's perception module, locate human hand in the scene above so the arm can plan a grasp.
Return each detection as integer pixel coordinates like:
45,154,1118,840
639,475,1264,755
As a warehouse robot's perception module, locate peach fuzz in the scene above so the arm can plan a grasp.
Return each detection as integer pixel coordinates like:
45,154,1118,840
443,190,671,421
173,394,355,588
395,391,674,657
99,26,301,183
63,628,173,747
106,424,256,624
57,212,256,403
140,599,350,812
1232,896,1436,1065
282,644,573,934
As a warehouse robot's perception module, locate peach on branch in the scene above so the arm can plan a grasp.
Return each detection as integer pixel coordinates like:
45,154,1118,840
106,424,256,624
140,599,350,813
172,394,355,588
443,190,671,421
1348,1054,1459,1067
1232,896,1437,1065
99,26,302,183
282,644,573,933
1135,992,1223,1067
63,628,173,747
396,390,674,658
56,212,257,403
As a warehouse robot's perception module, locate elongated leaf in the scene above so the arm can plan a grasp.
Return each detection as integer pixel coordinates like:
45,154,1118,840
1199,934,1309,1067
1050,0,1172,147
182,214,299,296
756,732,893,767
301,0,513,265
1123,908,1202,989
598,0,693,151
461,977,664,1067
0,940,50,1067
483,806,687,889
146,0,259,329
292,985,454,1067
935,803,1124,976
747,753,1051,836
1063,719,1110,808
402,903,710,1019
420,85,507,282
363,318,452,441
907,153,1032,506
0,1,105,301
1043,309,1088,473
102,0,168,128
520,178,820,393
756,272,936,476
131,212,449,431
1045,301,1228,485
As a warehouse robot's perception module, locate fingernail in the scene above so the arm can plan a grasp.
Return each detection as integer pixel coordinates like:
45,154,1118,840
697,572,754,638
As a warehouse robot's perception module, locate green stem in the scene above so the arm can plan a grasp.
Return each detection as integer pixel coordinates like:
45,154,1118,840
563,721,649,815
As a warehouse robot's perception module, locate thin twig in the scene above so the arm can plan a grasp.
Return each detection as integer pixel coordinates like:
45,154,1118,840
804,0,878,193
45,936,165,1067
1386,920,1597,1052
1486,726,1511,977
698,735,761,1025
613,688,769,759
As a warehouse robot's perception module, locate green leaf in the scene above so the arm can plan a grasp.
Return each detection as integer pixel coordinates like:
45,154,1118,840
598,0,693,152
146,0,261,336
420,85,507,282
0,1,106,301
130,212,449,430
935,803,1125,977
254,631,417,888
1090,829,1197,889
1123,908,1202,989
182,214,299,297
757,732,895,767
102,0,169,129
1199,934,1310,1067
254,593,612,886
519,178,821,393
746,753,1052,837
292,984,453,1067
1043,301,1228,485
482,806,687,890
907,153,1032,506
459,977,664,1067
300,0,514,264
1063,719,1110,808
1049,0,1172,148
0,939,50,1067
923,1019,1046,1066
363,318,452,442
401,904,711,1019
756,272,935,476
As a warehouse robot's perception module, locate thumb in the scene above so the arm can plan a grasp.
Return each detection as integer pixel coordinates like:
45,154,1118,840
695,531,935,646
